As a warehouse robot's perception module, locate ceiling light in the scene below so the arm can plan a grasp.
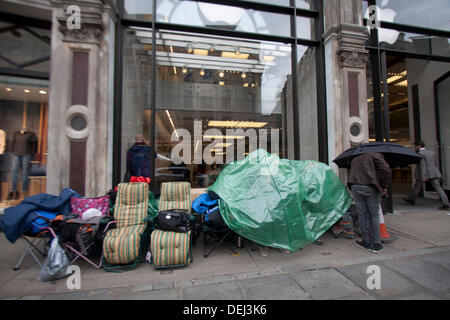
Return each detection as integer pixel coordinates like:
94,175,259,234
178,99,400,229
234,46,241,55
24,89,30,93
214,142,233,148
219,81,225,86
241,72,247,79
166,110,179,139
200,69,205,76
395,80,408,87
204,135,245,140
219,70,225,78
39,90,47,95
243,83,249,87
221,52,249,59
208,120,268,128
263,55,275,62
6,88,12,92
182,66,188,74
209,45,215,53
186,43,193,53
194,49,208,56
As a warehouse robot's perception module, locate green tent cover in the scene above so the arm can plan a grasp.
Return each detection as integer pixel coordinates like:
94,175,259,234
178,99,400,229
208,149,352,252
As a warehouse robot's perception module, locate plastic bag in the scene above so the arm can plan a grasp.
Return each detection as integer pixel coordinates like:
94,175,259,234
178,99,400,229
38,236,71,282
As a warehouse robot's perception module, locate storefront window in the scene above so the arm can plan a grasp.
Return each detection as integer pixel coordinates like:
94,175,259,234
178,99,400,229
296,45,318,161
0,76,49,202
0,19,50,203
155,0,304,38
122,26,310,188
0,22,50,73
375,0,450,32
378,30,450,57
124,0,153,20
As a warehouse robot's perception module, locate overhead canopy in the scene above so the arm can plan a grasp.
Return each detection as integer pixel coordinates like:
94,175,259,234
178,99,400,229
208,149,352,252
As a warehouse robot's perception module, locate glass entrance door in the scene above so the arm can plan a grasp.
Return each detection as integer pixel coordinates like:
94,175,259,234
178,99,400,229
435,72,450,193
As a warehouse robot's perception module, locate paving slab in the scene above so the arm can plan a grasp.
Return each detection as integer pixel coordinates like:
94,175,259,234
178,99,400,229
238,274,310,300
336,261,419,297
182,281,245,300
291,268,369,300
383,257,450,296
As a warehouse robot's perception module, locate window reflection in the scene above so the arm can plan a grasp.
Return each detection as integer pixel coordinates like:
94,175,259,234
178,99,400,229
156,0,304,38
375,0,450,32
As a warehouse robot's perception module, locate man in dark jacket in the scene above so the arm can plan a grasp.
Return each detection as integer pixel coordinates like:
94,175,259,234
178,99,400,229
347,152,391,253
125,135,154,179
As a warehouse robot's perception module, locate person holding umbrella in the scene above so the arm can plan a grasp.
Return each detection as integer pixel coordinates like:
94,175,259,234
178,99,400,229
347,152,391,253
403,141,450,211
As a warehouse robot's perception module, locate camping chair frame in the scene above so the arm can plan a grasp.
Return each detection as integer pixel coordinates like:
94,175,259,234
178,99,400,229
43,223,111,269
13,231,51,271
202,224,239,258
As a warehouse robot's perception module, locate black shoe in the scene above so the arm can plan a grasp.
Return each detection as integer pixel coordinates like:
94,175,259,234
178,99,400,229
439,205,450,211
371,243,384,253
6,192,14,201
355,240,371,250
403,198,415,205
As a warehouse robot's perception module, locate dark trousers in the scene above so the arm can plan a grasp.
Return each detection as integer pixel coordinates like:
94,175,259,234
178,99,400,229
351,184,381,246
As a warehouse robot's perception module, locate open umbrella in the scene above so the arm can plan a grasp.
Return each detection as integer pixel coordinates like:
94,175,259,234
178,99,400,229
333,142,423,169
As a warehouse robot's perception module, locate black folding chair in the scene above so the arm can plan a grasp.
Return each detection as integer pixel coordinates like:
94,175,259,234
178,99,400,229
202,217,240,258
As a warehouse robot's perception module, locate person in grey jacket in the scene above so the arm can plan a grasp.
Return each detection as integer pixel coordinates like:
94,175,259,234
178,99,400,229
403,141,450,210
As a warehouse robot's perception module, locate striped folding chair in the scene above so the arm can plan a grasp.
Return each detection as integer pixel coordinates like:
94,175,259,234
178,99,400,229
102,182,150,270
150,181,192,268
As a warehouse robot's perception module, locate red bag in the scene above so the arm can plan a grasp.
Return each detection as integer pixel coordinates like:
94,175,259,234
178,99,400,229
130,176,151,183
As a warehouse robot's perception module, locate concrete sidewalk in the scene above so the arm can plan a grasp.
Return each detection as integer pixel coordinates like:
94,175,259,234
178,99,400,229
1,197,449,300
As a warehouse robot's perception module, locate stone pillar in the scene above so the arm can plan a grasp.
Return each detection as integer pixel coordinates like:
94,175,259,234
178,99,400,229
323,0,369,179
47,0,115,196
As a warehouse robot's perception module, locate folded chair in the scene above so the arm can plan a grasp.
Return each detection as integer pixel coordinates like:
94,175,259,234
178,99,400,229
202,208,240,258
150,182,192,268
102,182,150,270
13,211,57,271
13,230,52,271
51,215,111,269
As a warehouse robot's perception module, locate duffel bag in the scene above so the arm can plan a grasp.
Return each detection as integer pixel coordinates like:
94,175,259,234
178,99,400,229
155,209,191,233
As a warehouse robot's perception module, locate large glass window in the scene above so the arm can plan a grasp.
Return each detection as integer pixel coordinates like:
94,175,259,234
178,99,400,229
375,0,450,32
155,0,313,39
0,20,50,203
377,30,450,57
0,76,49,202
122,27,316,188
0,22,50,73
124,0,153,20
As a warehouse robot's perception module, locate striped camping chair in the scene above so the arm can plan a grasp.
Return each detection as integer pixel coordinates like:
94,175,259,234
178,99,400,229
103,182,149,266
150,182,192,268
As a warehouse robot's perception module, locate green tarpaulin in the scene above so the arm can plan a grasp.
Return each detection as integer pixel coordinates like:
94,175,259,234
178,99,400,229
208,149,352,252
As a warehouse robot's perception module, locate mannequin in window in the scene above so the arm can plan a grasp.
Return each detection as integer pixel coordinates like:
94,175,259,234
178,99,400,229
7,127,37,200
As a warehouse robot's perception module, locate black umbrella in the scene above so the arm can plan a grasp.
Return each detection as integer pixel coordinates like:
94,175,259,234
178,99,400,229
333,142,423,169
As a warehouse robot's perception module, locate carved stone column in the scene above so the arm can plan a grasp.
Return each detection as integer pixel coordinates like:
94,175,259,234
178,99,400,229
47,0,116,196
323,0,369,179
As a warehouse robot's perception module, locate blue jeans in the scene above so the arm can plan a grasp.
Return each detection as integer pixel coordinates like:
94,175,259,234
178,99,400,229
11,154,32,191
351,184,381,246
